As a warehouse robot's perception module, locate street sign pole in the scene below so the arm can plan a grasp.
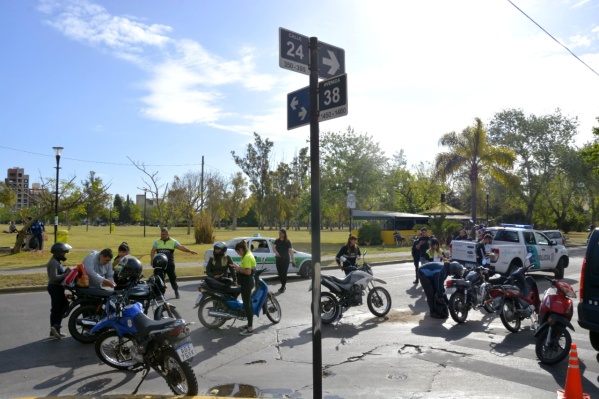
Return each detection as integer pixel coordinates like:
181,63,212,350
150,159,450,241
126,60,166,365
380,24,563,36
309,36,323,399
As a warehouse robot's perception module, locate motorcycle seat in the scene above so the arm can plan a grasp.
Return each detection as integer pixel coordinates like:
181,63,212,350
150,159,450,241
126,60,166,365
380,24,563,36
326,274,354,285
133,313,178,337
74,287,114,298
204,277,242,295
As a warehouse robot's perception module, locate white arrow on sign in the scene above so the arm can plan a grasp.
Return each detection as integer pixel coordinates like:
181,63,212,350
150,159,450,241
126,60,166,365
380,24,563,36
290,96,299,111
299,107,307,120
322,50,340,76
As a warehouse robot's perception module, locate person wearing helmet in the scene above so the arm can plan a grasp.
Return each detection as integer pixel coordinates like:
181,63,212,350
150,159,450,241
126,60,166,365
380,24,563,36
82,248,116,289
150,228,197,299
206,242,237,286
47,242,72,339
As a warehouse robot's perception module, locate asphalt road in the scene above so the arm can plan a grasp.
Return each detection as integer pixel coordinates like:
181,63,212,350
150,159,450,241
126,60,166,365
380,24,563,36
0,248,597,399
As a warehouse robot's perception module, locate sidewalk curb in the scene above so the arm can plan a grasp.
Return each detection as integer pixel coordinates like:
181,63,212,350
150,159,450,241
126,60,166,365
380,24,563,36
0,259,412,295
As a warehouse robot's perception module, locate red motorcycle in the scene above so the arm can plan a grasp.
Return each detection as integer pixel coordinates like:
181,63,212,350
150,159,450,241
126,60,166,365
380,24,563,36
489,253,576,364
534,277,576,364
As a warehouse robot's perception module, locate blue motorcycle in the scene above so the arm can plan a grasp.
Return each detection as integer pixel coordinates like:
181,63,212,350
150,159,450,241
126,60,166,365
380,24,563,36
194,266,282,329
91,295,198,396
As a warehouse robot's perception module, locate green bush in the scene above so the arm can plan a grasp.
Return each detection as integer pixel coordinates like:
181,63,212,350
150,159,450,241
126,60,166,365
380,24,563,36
358,222,381,246
193,212,215,244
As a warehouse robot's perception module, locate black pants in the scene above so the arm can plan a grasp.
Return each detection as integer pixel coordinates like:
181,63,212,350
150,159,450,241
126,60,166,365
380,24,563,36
47,284,68,328
239,274,255,328
165,263,178,292
276,257,289,287
412,256,420,281
34,233,44,250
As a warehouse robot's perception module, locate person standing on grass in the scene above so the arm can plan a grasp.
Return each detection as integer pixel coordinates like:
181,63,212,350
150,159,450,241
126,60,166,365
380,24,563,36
150,227,197,299
232,240,256,336
274,229,295,293
47,242,72,339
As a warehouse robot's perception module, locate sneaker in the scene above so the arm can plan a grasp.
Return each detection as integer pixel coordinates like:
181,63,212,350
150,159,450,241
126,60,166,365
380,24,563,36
50,326,63,339
238,325,249,331
278,286,286,293
413,279,419,285
239,328,254,336
175,291,180,299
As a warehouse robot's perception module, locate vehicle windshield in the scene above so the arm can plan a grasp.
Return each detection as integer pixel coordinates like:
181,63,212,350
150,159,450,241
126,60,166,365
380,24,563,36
544,232,559,239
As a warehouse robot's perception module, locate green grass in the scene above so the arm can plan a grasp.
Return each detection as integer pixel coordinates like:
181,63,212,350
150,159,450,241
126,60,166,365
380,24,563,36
0,225,410,289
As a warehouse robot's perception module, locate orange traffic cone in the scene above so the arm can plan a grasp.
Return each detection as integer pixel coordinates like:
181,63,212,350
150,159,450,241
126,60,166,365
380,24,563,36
556,343,590,399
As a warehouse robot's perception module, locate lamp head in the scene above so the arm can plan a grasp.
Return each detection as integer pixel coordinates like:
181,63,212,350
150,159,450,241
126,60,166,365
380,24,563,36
52,146,64,158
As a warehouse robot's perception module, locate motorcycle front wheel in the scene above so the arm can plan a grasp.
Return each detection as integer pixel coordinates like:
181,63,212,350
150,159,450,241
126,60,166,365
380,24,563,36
500,298,521,333
154,304,181,320
159,348,199,396
263,294,282,324
197,297,228,329
319,292,339,324
367,286,392,317
448,291,468,323
68,303,103,343
94,330,140,370
535,324,572,365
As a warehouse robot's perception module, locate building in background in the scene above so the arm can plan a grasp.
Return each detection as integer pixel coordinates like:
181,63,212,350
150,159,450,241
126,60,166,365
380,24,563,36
5,167,29,210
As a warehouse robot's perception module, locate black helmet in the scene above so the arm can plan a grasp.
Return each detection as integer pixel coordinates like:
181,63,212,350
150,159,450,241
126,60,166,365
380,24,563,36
152,253,168,270
114,256,143,286
213,241,227,256
50,242,71,262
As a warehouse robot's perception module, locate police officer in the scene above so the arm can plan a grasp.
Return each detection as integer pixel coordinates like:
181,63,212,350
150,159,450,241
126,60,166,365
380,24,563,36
150,228,197,299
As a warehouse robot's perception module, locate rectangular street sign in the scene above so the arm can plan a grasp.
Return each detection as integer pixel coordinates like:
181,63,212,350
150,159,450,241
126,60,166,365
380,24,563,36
318,41,345,79
279,28,310,76
287,86,310,130
318,74,348,122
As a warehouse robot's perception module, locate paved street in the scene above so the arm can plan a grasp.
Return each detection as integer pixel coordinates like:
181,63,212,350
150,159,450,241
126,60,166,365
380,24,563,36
0,251,597,398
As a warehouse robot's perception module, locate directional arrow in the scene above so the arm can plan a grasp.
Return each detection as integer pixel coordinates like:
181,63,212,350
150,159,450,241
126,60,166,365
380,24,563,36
299,107,307,121
322,50,340,76
290,96,299,111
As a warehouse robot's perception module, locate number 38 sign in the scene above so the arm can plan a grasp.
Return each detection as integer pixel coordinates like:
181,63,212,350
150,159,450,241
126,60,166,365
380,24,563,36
318,74,348,122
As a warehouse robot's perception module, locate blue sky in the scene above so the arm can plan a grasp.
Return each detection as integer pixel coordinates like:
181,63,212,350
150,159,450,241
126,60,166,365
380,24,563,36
1,0,598,200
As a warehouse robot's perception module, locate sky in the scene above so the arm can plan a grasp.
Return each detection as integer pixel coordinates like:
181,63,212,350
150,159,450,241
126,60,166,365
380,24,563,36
1,0,599,201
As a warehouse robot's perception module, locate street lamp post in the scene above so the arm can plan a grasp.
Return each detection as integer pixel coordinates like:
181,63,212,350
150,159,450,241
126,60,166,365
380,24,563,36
52,147,63,243
142,189,147,237
348,177,353,234
109,204,112,235
486,190,489,227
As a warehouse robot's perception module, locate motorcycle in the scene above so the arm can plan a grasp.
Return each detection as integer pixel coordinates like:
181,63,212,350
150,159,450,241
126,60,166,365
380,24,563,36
489,253,540,334
194,259,282,329
91,295,198,396
311,251,392,324
445,264,498,323
533,276,576,365
67,264,180,343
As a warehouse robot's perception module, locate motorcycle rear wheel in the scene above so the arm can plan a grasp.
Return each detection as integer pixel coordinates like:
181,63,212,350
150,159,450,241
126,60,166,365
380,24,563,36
197,297,228,329
500,298,521,333
535,324,572,365
319,292,339,324
263,294,282,324
367,286,392,317
94,331,140,370
159,348,199,396
68,303,103,344
448,291,468,323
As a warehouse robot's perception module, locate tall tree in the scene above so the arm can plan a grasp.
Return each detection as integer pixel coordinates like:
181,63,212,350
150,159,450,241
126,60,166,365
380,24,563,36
113,194,124,223
82,171,112,225
128,156,168,226
231,133,274,229
488,108,578,223
223,172,251,230
436,117,518,225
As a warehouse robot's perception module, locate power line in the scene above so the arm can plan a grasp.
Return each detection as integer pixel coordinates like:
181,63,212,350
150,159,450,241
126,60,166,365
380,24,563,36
507,0,599,79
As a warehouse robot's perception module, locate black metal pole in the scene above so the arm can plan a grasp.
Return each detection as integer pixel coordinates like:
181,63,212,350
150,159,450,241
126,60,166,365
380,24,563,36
143,190,147,238
109,206,112,234
54,154,60,243
486,192,489,226
349,179,352,234
309,36,322,399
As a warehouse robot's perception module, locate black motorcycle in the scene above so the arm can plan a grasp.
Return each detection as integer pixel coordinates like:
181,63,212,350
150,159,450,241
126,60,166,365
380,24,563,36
67,266,180,343
446,265,499,323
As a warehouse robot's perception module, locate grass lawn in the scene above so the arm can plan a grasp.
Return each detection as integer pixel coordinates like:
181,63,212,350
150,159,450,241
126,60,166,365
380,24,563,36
0,225,412,289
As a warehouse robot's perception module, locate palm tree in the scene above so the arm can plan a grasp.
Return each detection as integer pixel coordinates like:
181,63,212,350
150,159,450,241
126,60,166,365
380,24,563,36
435,117,519,225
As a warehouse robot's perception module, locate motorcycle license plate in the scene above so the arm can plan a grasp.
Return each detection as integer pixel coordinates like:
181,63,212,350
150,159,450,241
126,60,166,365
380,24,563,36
176,341,196,362
193,293,203,308
445,287,456,295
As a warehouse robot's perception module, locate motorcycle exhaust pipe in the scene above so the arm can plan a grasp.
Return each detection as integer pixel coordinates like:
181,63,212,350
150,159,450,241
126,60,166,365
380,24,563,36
208,311,235,319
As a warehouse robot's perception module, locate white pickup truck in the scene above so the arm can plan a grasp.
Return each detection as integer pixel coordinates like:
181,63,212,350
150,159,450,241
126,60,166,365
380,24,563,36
450,227,569,278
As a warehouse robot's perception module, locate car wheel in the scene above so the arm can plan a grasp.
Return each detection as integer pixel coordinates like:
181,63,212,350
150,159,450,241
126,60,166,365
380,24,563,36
299,260,312,279
590,331,599,351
